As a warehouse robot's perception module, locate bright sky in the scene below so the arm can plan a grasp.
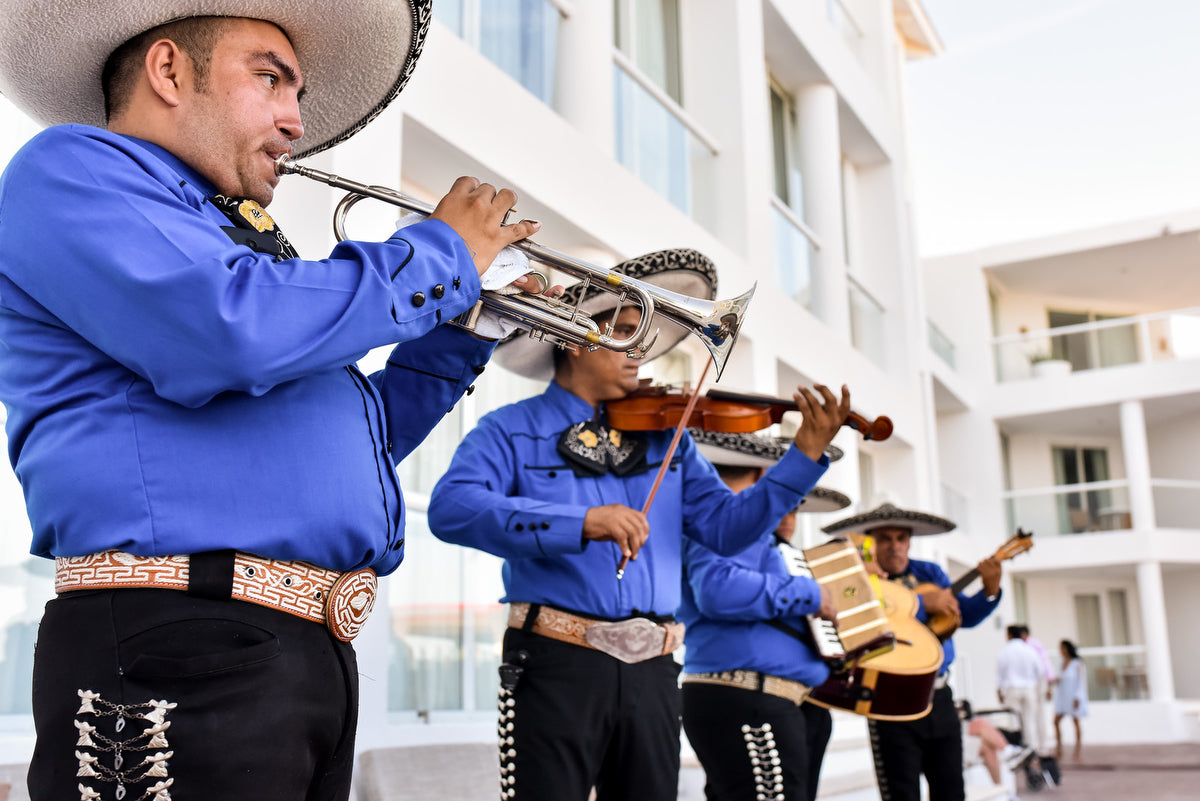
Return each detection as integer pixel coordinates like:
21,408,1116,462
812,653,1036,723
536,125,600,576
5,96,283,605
905,0,1200,256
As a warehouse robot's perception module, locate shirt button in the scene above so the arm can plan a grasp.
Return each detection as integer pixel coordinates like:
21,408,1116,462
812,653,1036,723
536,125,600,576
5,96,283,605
412,292,426,307
466,384,475,395
473,365,486,375
432,284,445,299
515,523,525,532
392,538,405,551
453,277,462,290
541,522,550,530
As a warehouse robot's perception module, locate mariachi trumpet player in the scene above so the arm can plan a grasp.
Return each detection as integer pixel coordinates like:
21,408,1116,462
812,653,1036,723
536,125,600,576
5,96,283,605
0,1,545,798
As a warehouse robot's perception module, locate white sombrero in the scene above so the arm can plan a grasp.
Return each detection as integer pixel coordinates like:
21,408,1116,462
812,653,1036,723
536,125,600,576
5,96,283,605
0,0,430,158
494,248,718,381
691,429,852,514
821,501,956,538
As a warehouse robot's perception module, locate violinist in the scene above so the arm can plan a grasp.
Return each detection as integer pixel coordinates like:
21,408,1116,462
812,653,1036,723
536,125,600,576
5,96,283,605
679,429,851,801
428,249,850,801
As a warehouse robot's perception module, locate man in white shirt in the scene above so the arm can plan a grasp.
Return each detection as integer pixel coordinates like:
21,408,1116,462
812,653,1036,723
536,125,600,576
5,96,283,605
997,624,1048,757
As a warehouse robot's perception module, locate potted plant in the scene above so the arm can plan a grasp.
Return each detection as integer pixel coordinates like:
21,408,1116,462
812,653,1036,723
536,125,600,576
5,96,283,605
1029,351,1072,378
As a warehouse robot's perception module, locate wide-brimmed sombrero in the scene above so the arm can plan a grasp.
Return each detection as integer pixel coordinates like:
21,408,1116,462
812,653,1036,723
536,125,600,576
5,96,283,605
0,0,430,158
494,248,717,381
821,501,955,538
690,429,852,514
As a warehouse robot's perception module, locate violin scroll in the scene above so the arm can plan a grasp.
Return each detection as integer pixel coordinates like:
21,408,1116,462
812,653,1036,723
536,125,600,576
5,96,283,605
845,411,893,442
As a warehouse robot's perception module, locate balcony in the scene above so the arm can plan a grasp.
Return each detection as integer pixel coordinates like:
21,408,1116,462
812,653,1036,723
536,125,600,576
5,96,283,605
992,306,1200,383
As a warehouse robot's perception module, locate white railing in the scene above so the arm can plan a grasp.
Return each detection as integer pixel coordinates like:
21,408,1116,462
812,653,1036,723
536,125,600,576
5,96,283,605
992,306,1200,382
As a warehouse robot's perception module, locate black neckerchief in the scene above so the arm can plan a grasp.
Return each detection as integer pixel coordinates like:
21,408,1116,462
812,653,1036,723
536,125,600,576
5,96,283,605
209,195,299,262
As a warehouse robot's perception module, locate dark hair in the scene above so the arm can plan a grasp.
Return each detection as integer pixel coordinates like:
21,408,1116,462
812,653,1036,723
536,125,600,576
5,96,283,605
1061,639,1079,660
1007,624,1024,639
101,16,232,121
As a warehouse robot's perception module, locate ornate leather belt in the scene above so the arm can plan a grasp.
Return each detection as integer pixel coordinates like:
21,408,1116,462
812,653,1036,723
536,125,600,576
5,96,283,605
508,602,684,664
683,670,812,706
54,550,377,642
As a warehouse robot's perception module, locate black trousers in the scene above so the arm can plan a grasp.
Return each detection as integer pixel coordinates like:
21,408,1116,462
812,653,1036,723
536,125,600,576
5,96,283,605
869,686,964,801
681,682,833,801
499,627,682,801
29,588,359,801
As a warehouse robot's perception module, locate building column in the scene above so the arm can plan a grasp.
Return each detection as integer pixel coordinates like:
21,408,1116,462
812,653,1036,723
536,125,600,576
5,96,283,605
1119,399,1156,530
1136,560,1175,702
796,84,850,338
555,2,615,157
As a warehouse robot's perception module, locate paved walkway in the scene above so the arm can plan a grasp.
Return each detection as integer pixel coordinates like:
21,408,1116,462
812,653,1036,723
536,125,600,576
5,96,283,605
1014,744,1200,801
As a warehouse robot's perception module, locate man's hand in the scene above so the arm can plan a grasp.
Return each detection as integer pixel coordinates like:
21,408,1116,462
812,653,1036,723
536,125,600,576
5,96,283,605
815,585,838,622
790,384,851,462
430,177,541,276
978,556,1002,597
920,587,960,619
583,504,650,562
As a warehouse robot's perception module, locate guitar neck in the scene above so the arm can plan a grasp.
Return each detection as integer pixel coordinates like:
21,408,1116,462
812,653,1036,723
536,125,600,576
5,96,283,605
948,567,980,596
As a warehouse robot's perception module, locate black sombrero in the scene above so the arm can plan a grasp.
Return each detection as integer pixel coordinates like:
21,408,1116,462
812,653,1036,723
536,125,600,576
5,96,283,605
821,502,956,538
494,248,717,381
691,429,852,514
0,0,430,158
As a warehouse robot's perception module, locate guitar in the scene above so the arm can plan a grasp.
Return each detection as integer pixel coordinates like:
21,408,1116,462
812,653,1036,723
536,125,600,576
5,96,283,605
806,537,944,721
916,528,1034,640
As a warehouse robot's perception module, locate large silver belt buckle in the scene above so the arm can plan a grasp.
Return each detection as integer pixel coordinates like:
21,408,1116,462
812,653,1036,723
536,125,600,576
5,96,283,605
325,569,378,642
584,617,665,664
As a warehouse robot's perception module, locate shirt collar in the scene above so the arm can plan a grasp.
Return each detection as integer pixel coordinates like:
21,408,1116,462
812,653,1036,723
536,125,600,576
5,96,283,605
547,380,598,423
113,134,219,197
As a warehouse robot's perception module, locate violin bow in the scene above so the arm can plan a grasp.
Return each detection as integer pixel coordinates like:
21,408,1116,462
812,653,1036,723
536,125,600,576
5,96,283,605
615,356,714,580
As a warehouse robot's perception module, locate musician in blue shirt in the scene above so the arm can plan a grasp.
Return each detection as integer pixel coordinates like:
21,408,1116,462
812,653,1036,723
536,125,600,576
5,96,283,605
679,429,852,801
822,503,1003,801
428,251,851,801
0,4,542,799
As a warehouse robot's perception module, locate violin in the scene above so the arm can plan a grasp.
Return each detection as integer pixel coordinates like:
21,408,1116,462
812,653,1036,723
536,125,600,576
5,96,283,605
605,381,892,441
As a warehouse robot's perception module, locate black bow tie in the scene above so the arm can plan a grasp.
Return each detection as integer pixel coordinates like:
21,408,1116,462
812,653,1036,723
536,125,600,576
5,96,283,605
557,420,649,477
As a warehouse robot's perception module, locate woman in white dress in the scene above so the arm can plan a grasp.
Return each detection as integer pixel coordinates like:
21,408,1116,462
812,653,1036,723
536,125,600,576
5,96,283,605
1053,639,1088,759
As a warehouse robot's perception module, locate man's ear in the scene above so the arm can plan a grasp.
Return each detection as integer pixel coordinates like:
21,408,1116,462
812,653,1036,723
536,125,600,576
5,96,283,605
144,39,186,107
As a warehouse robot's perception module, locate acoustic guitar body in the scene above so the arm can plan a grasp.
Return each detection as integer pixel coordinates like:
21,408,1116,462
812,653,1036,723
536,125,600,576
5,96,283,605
808,580,943,721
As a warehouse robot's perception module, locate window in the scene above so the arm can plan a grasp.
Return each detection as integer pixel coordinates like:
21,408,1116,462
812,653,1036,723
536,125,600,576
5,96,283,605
1048,309,1140,372
612,0,717,221
435,0,563,106
613,0,681,101
768,81,815,306
1052,446,1111,533
1073,588,1146,701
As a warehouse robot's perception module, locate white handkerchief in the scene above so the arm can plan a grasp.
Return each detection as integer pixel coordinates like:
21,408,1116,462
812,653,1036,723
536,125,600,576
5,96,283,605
396,213,532,291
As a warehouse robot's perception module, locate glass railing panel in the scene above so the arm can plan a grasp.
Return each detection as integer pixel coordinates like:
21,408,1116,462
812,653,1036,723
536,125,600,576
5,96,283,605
1005,484,1132,536
929,319,956,369
479,0,561,105
770,202,814,309
613,64,715,224
1151,481,1200,529
1081,648,1149,702
849,279,887,369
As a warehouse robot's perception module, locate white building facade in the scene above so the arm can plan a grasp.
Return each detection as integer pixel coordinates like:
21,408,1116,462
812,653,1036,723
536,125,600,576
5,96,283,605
925,210,1200,746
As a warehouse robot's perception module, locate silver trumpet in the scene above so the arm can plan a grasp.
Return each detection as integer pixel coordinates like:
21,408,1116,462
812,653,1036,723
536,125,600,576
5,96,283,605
275,156,755,378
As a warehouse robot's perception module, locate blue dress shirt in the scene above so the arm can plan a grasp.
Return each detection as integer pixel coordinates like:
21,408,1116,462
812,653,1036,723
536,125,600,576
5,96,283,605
0,125,492,574
428,381,829,619
679,534,831,687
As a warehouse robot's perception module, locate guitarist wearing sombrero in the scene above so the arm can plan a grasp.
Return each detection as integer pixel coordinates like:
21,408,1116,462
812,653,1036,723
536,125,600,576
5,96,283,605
822,503,1002,801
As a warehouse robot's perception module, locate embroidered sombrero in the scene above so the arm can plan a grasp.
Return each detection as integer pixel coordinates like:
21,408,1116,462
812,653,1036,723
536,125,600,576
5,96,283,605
0,0,430,158
493,248,718,381
690,429,852,514
821,501,956,538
